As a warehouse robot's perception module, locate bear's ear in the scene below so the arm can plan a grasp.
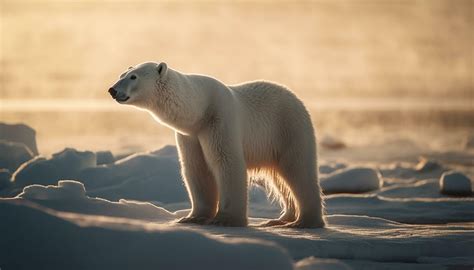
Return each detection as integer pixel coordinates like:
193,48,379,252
157,62,168,76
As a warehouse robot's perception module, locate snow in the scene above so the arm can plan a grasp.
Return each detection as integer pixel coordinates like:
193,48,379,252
10,148,96,192
96,150,115,165
1,123,474,270
4,145,187,202
3,176,472,268
80,149,187,203
0,122,39,155
0,199,293,270
19,179,87,200
439,171,472,196
14,180,176,221
0,140,34,172
326,194,474,224
2,197,472,269
321,167,383,194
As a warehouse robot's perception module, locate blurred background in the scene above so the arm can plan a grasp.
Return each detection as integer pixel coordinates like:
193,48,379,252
1,0,472,155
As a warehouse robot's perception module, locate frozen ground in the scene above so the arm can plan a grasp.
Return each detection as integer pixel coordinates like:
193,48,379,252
0,123,473,270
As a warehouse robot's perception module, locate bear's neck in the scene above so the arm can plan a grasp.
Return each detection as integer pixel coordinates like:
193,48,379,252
148,69,206,135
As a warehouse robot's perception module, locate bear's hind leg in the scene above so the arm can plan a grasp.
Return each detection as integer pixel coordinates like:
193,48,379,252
258,205,296,227
277,153,325,228
258,176,297,227
176,134,218,224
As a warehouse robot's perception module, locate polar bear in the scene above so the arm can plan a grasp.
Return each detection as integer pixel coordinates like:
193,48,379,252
108,62,325,228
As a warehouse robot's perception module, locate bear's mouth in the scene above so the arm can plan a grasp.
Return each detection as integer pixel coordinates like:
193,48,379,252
115,96,130,102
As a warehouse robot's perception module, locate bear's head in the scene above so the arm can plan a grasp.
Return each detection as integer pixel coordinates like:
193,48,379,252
108,62,167,107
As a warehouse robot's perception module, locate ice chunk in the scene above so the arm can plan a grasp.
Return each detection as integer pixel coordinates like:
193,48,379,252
415,158,442,173
11,148,96,189
321,167,383,194
440,171,472,196
19,180,86,200
0,140,34,172
0,123,39,155
96,151,114,165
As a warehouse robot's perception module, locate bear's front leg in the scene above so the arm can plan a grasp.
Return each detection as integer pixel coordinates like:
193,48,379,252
176,134,218,224
198,124,248,227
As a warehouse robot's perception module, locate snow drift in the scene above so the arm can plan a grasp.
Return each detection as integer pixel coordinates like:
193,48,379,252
0,200,293,270
14,180,177,221
11,148,96,190
79,148,187,203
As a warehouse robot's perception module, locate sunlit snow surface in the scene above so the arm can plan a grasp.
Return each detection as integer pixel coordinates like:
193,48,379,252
1,143,473,270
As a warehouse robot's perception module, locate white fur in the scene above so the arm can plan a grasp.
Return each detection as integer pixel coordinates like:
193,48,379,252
110,62,325,227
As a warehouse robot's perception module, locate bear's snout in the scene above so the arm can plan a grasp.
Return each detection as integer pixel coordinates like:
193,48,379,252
108,87,117,98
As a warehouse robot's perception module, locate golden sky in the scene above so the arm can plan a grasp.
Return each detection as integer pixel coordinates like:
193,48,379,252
1,0,472,101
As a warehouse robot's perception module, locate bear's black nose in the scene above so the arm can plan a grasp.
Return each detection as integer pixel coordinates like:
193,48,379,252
108,87,117,98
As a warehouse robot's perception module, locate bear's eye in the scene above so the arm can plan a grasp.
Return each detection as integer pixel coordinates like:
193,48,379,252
130,75,137,80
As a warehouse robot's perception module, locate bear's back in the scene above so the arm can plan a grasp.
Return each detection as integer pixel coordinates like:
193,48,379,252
229,81,314,167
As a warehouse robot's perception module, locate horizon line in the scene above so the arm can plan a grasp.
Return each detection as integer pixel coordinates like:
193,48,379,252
0,98,472,112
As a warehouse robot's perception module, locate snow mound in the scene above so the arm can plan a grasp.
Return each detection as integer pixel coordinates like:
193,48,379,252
320,135,346,150
18,180,86,200
14,180,176,220
0,122,39,155
80,151,187,203
6,145,187,203
439,171,472,196
96,151,114,165
0,200,293,270
321,167,383,194
295,257,352,270
0,140,34,172
51,148,96,171
11,148,96,190
415,158,442,173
